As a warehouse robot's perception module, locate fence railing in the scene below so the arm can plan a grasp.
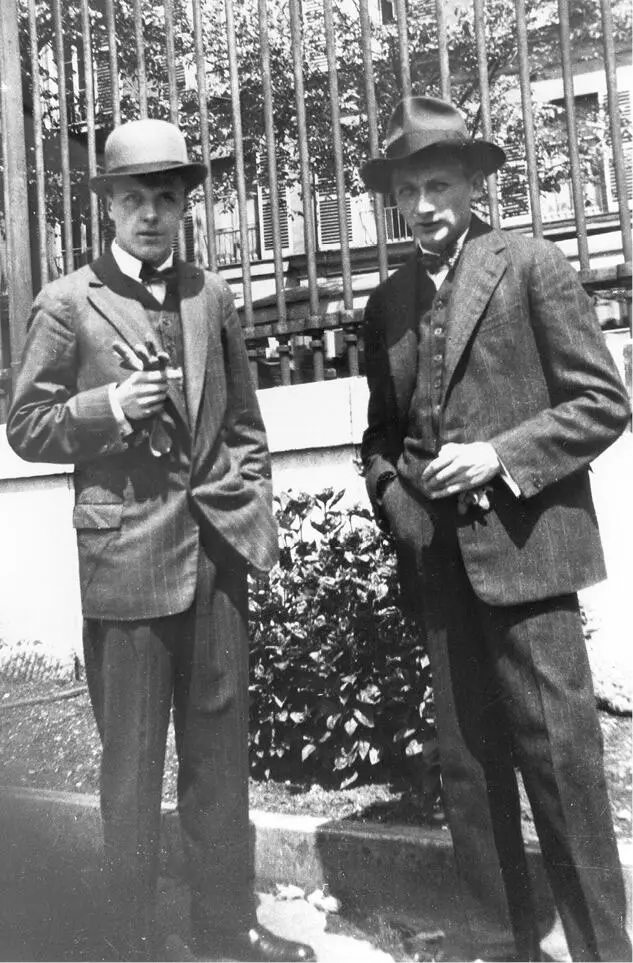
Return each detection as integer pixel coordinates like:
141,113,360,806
0,0,631,415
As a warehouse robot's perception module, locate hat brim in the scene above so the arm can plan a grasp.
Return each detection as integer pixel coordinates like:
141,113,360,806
361,140,506,194
90,161,209,195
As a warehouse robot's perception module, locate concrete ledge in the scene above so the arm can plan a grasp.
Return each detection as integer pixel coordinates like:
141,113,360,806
1,785,631,932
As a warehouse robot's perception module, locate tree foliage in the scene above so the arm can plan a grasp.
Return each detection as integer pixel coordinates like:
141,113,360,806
11,0,632,217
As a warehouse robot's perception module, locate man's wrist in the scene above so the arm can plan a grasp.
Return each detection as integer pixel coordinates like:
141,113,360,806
108,383,134,437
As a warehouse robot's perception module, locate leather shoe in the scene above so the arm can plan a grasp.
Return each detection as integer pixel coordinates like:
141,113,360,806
198,924,316,962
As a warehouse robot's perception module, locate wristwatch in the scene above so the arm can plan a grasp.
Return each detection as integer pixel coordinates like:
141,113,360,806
375,470,397,503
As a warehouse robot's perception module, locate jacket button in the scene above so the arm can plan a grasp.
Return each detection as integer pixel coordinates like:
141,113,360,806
533,475,542,488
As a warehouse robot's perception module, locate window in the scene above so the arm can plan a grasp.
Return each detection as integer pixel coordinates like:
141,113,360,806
383,193,411,241
380,0,395,24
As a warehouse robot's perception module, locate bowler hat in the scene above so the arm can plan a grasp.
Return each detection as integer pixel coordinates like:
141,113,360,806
360,96,506,193
90,118,208,195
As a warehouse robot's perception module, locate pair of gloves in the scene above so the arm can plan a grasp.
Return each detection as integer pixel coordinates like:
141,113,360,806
113,339,183,457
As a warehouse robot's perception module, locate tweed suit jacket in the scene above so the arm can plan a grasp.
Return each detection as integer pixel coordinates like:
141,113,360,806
7,256,278,620
361,216,630,606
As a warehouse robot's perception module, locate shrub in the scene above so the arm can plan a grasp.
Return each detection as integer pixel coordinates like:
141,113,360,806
248,488,439,797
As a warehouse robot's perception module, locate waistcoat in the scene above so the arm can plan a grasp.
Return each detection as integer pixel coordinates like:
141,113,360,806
398,263,457,493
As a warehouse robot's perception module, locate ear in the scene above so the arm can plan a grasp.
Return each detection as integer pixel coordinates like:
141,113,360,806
105,192,115,222
471,171,485,199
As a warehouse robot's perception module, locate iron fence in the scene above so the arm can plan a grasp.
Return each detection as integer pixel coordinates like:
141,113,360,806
0,0,631,412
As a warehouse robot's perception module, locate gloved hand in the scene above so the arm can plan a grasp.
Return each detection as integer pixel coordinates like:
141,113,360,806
113,339,182,457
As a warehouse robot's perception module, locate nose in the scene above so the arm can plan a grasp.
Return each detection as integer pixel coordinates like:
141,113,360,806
140,199,159,220
415,191,434,215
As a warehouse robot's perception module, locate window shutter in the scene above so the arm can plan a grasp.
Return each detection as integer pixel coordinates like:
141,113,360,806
316,185,352,248
608,90,632,203
183,213,196,262
498,141,530,220
256,154,290,253
95,51,113,117
260,192,290,251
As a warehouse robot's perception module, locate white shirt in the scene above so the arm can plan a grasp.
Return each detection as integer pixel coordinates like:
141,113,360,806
111,239,173,306
418,227,469,290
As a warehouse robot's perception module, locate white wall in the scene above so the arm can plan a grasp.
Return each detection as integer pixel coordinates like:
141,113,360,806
0,440,82,666
0,330,629,668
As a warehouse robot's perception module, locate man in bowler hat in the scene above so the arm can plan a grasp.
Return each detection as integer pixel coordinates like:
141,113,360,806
360,96,631,961
7,118,314,963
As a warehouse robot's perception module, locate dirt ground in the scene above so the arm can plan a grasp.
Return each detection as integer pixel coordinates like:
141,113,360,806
0,677,630,842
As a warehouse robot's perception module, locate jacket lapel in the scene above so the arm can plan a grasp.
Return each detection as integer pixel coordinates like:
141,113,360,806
178,261,214,435
87,270,157,351
443,231,507,395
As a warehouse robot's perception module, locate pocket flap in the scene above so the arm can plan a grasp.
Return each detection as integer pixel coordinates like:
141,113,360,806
73,503,123,530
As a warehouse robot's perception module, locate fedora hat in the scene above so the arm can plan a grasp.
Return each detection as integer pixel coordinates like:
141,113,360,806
360,96,506,193
90,118,208,195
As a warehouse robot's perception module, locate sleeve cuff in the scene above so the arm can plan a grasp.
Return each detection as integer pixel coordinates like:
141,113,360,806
108,383,134,438
497,456,522,497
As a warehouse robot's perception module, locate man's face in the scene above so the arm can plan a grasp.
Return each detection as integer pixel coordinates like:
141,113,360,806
107,174,187,265
391,157,482,252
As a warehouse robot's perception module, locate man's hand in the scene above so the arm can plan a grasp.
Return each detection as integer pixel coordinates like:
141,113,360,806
421,442,501,499
114,370,169,421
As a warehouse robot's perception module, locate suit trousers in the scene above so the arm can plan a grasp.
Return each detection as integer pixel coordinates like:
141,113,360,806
401,496,630,962
83,539,255,959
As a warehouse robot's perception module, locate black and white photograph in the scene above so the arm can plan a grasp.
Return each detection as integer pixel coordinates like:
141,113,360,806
0,0,631,960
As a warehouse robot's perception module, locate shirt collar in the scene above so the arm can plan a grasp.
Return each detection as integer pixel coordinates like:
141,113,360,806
417,224,470,268
111,239,174,281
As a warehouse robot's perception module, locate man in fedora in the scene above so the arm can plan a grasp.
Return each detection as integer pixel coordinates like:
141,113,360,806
359,96,631,961
7,118,314,963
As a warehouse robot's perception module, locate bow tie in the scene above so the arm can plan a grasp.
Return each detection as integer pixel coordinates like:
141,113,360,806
419,243,458,275
139,261,178,286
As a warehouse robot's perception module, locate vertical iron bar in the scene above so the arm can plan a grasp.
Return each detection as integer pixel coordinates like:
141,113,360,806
598,0,632,264
322,0,357,374
472,0,501,228
163,0,185,255
0,0,33,368
80,0,100,260
435,0,451,100
27,0,49,284
258,0,290,385
514,0,543,235
51,0,74,272
224,0,254,327
358,0,388,282
191,0,217,271
289,0,323,380
557,0,589,269
163,0,179,123
394,0,411,97
132,0,148,117
104,0,121,126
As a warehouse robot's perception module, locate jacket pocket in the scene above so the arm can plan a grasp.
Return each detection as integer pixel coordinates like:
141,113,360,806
72,503,123,530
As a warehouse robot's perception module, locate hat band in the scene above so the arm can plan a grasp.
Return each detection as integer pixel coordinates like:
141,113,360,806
103,159,197,177
385,129,470,160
